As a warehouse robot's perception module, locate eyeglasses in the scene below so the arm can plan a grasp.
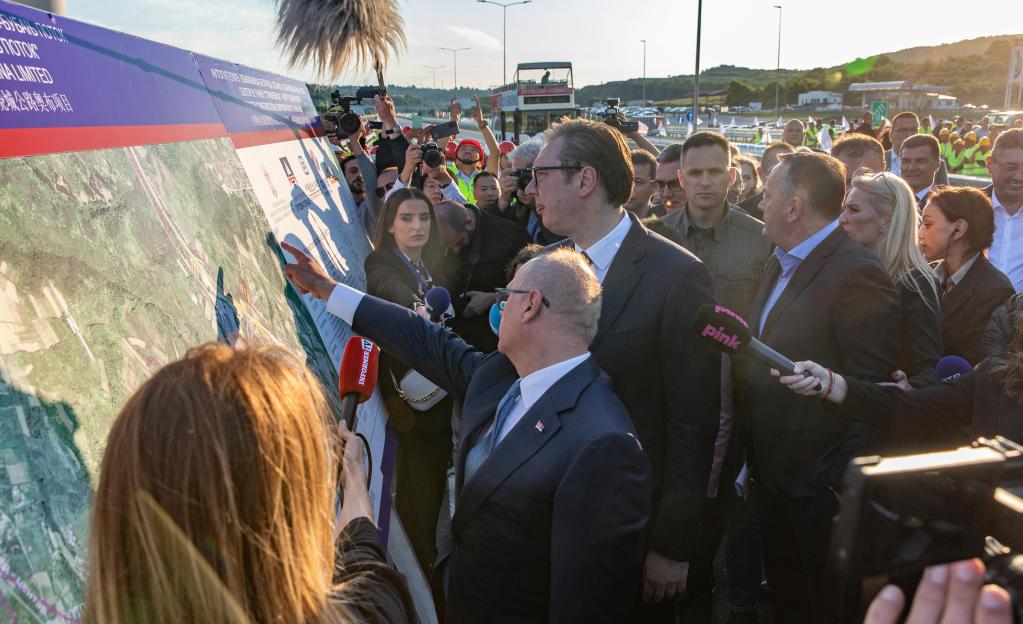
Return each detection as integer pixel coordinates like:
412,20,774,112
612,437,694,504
634,177,656,188
495,287,551,310
524,164,583,185
654,178,683,192
375,180,396,198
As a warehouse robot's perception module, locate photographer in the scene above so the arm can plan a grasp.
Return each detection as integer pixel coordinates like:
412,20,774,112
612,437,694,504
491,138,565,245
386,142,469,206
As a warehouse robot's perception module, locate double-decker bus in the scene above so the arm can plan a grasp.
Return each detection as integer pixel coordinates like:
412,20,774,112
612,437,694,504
490,62,576,141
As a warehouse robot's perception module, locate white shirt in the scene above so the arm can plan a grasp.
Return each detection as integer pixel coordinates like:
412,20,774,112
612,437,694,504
324,283,590,445
935,252,981,292
575,213,632,283
386,176,468,205
989,190,1023,292
916,184,933,202
889,150,901,176
495,353,590,444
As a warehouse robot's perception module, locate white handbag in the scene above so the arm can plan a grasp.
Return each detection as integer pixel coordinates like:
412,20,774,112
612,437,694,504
391,368,448,411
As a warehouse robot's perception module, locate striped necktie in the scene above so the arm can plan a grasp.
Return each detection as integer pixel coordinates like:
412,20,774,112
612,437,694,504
464,380,522,484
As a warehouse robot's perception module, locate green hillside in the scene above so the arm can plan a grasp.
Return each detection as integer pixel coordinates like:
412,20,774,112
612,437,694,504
885,34,1021,65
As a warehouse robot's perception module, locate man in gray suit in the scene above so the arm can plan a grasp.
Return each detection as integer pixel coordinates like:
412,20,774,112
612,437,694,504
527,119,720,620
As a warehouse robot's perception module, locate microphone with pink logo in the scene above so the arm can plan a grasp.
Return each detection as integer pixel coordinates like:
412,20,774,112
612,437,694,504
692,303,822,391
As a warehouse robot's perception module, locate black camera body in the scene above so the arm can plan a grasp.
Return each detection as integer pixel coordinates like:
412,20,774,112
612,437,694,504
324,87,384,139
421,141,445,169
833,437,1023,620
603,98,640,133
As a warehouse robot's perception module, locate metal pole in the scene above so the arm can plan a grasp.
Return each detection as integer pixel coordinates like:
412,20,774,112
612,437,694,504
774,5,782,117
641,40,647,105
423,65,444,88
693,1,702,122
440,47,470,91
477,1,531,89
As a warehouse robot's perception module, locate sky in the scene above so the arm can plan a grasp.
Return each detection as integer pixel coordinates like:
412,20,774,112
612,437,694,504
67,0,1023,90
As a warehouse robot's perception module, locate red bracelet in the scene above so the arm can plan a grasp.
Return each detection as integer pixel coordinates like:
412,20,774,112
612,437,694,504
819,369,835,400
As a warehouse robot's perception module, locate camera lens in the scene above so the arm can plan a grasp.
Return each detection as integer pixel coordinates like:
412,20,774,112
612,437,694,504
339,111,362,136
423,147,445,169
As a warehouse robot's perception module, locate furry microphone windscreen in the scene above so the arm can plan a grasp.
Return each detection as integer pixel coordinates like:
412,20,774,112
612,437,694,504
274,0,406,79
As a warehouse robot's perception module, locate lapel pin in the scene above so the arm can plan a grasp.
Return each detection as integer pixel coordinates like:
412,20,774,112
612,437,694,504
535,421,544,432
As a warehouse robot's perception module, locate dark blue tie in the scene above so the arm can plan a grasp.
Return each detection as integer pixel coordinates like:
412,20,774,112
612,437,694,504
464,380,522,484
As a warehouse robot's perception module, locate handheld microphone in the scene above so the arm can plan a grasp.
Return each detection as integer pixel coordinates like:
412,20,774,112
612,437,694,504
425,286,452,323
338,336,380,430
692,304,821,390
488,302,502,337
935,355,972,383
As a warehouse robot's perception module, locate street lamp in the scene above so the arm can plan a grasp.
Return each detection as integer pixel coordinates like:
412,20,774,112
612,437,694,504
477,0,532,89
440,47,470,91
638,39,646,104
693,0,703,124
423,64,444,88
774,4,782,118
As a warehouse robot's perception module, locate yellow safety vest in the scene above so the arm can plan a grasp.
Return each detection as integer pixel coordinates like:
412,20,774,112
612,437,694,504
947,150,967,173
447,164,478,204
963,149,990,177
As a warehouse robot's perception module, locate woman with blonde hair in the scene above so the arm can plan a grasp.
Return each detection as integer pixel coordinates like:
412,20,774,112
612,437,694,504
84,343,413,623
839,169,942,389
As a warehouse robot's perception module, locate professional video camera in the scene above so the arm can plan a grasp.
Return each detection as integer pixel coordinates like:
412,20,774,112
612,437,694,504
833,437,1023,620
602,98,639,133
323,86,383,139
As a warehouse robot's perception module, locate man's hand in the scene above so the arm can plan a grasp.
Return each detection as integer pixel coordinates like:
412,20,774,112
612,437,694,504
407,125,432,143
428,164,454,184
643,551,688,603
281,242,337,301
864,560,1011,624
471,95,485,128
891,369,913,392
499,174,518,209
449,97,461,121
463,291,496,317
374,95,398,127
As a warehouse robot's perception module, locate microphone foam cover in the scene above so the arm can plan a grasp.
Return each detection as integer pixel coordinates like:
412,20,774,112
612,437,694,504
339,336,379,403
935,354,972,383
425,286,451,314
692,304,753,355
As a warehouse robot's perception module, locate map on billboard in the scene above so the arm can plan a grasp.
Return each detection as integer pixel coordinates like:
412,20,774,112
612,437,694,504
0,1,397,620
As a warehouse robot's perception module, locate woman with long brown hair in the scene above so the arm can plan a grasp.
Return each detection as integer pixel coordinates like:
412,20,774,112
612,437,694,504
83,343,413,623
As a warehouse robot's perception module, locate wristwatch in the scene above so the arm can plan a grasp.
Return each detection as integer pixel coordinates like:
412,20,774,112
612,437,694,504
382,126,401,139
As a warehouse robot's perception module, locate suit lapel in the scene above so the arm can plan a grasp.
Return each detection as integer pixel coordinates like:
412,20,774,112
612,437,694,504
940,257,983,319
451,358,598,534
761,227,844,340
590,215,646,347
750,255,781,339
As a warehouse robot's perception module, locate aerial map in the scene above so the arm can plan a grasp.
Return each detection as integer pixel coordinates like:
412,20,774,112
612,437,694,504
0,137,343,621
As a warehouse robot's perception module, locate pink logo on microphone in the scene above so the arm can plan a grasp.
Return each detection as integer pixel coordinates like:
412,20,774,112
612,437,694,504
701,324,742,350
714,305,749,328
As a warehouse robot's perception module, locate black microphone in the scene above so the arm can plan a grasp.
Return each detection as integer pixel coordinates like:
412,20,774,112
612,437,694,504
425,286,452,323
692,303,821,390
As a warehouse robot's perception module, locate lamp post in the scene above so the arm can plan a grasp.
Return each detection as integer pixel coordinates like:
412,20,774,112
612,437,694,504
423,64,444,88
640,39,647,105
693,0,702,122
774,4,782,117
477,0,532,89
440,47,470,91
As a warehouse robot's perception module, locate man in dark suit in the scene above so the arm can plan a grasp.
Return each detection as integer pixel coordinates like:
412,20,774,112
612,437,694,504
738,141,795,220
433,200,531,352
744,152,902,622
526,119,720,618
283,242,651,622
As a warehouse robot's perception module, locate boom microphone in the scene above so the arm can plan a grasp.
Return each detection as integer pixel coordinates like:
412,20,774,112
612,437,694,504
935,355,972,383
425,286,452,323
692,304,821,390
339,335,380,430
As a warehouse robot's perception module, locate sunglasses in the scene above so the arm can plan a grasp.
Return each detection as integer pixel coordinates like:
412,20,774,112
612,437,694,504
375,180,396,198
495,287,551,310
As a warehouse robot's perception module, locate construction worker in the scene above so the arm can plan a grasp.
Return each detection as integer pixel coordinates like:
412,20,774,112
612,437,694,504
938,128,952,161
963,135,992,177
947,138,968,174
446,139,485,204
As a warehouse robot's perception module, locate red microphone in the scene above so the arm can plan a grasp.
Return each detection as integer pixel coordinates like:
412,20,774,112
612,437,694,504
339,336,379,430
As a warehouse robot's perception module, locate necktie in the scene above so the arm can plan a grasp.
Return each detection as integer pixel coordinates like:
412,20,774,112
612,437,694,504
464,380,522,484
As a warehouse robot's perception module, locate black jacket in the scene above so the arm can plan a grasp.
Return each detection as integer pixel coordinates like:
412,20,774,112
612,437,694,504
435,207,530,352
744,226,902,496
940,255,1014,365
899,270,943,388
554,213,721,561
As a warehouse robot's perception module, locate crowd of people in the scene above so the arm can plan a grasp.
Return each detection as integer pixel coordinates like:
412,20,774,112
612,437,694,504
83,91,1023,624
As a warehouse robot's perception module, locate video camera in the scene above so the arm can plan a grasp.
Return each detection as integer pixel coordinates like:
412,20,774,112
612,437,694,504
602,98,639,133
323,86,383,139
833,437,1023,619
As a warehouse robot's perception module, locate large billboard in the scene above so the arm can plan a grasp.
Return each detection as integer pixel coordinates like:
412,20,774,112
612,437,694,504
0,2,401,620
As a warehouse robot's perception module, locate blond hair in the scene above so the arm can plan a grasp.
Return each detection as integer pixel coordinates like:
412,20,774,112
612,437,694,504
848,171,939,310
84,343,350,624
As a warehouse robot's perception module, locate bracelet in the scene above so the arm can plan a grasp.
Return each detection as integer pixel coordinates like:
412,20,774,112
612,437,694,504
819,369,835,400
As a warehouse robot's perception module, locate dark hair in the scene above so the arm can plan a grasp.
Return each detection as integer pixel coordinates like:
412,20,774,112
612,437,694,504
901,134,940,160
928,186,995,255
340,154,357,170
472,170,498,189
681,131,733,167
892,111,920,128
831,133,885,160
656,143,683,165
372,187,439,252
505,243,544,282
994,128,1023,154
761,141,795,168
543,118,634,206
631,149,657,175
777,151,847,219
